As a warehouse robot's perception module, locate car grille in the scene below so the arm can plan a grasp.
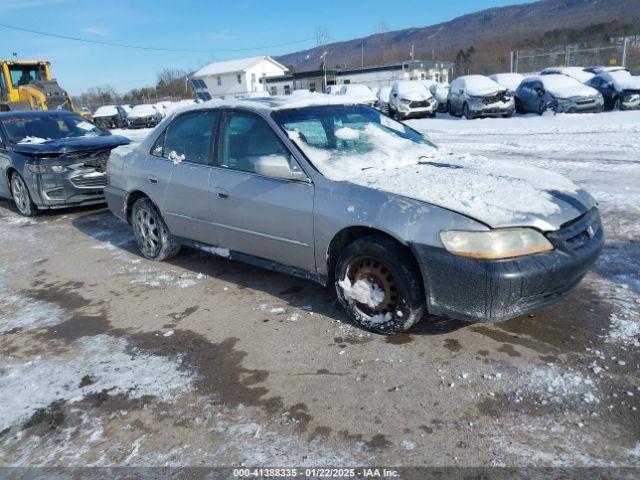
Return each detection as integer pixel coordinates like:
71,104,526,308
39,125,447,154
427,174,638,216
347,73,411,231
65,149,109,189
576,98,596,105
547,208,602,252
482,92,508,104
70,173,107,188
409,99,432,108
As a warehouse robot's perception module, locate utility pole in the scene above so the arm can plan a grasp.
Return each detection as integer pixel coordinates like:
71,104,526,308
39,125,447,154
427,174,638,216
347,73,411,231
361,43,364,68
510,51,514,73
410,45,414,61
622,37,629,68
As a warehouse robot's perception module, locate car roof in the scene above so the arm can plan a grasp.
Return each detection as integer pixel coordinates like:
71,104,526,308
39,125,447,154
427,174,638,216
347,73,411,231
168,93,357,117
0,110,78,120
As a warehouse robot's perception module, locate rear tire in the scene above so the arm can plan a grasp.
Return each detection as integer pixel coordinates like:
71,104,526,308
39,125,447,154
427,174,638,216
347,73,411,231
131,197,180,261
335,235,426,334
10,172,37,217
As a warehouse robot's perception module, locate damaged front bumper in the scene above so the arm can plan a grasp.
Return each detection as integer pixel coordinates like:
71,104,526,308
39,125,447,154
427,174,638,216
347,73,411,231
25,159,109,209
412,208,604,323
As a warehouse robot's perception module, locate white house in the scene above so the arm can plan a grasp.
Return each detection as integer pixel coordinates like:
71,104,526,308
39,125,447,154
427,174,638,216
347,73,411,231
191,56,288,100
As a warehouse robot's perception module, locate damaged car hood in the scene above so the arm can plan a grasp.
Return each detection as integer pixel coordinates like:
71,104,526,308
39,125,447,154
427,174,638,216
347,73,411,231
291,125,594,231
12,135,130,156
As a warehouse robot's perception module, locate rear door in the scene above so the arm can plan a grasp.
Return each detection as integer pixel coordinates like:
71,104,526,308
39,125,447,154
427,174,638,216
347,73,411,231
150,109,220,244
209,110,315,272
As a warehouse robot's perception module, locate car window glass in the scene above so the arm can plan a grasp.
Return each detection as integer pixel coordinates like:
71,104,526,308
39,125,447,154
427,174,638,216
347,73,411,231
151,132,165,157
162,110,218,165
218,112,289,174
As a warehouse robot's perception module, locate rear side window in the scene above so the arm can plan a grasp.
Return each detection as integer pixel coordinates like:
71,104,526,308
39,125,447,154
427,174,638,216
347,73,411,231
155,110,218,165
217,111,289,174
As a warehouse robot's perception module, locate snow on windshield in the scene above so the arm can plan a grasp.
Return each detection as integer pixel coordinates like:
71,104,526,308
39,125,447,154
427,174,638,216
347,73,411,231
463,76,502,95
277,106,578,226
538,75,597,98
396,81,430,95
342,85,374,97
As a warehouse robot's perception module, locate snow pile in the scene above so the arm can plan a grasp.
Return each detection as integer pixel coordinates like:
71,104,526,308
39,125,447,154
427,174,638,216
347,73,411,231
93,105,118,118
17,136,50,144
335,127,361,141
287,123,579,226
338,276,385,308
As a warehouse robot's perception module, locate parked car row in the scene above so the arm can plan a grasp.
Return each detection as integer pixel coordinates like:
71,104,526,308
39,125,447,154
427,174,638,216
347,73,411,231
0,97,604,335
327,65,639,121
92,99,197,129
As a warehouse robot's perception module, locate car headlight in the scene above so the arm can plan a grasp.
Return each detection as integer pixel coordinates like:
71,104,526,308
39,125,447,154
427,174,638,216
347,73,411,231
439,228,553,259
26,163,69,174
400,98,412,105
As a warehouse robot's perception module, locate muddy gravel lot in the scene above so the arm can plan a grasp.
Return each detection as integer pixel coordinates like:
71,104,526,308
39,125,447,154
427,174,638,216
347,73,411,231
1,113,639,470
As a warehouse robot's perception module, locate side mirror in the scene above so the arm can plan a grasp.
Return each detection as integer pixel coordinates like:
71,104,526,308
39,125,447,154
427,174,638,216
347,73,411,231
254,154,307,181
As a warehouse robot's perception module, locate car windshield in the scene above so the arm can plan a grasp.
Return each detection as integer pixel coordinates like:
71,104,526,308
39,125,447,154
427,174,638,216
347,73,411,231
1,114,106,144
273,105,437,178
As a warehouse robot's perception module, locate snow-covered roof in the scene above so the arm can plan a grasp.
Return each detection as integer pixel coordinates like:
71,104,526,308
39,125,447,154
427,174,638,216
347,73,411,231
600,70,640,91
167,92,359,117
527,74,598,98
541,67,594,83
193,56,287,78
93,105,118,117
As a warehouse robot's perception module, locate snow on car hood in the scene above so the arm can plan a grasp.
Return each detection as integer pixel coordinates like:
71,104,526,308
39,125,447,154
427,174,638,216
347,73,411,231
539,75,599,99
603,71,640,91
128,106,157,118
289,124,593,230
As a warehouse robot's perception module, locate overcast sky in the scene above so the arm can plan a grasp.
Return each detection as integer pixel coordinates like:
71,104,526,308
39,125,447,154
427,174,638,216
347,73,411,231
1,0,532,95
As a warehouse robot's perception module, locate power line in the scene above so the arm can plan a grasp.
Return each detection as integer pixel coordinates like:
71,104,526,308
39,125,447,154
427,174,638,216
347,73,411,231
0,22,314,53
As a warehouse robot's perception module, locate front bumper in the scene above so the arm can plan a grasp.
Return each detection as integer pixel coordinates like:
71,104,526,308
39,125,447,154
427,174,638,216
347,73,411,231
28,169,107,209
469,101,514,117
128,117,157,128
413,208,604,322
397,101,437,118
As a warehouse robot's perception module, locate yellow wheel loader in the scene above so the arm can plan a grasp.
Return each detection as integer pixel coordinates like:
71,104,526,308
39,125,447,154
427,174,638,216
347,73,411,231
0,60,92,120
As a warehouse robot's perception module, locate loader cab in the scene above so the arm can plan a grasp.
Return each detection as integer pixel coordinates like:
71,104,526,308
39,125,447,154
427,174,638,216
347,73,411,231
7,63,49,87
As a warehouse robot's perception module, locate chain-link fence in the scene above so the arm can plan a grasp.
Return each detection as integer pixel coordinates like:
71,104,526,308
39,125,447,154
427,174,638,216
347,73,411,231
512,37,635,74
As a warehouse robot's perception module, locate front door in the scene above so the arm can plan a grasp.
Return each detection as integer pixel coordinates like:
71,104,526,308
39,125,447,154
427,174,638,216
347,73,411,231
209,110,315,272
150,109,219,244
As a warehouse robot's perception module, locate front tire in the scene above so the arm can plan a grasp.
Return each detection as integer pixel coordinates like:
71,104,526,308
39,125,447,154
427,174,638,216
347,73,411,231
131,197,180,261
613,97,622,111
463,103,473,120
335,235,426,334
10,172,37,217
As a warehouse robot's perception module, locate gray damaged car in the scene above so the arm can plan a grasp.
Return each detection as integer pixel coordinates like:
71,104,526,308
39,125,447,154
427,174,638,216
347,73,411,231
105,95,603,334
0,110,129,216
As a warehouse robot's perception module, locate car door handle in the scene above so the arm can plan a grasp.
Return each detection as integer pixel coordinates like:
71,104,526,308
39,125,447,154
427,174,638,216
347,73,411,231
148,175,158,184
215,188,229,199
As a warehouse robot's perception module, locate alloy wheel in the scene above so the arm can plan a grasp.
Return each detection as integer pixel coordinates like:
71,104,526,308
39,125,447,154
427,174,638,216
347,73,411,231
11,175,30,215
133,207,161,257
